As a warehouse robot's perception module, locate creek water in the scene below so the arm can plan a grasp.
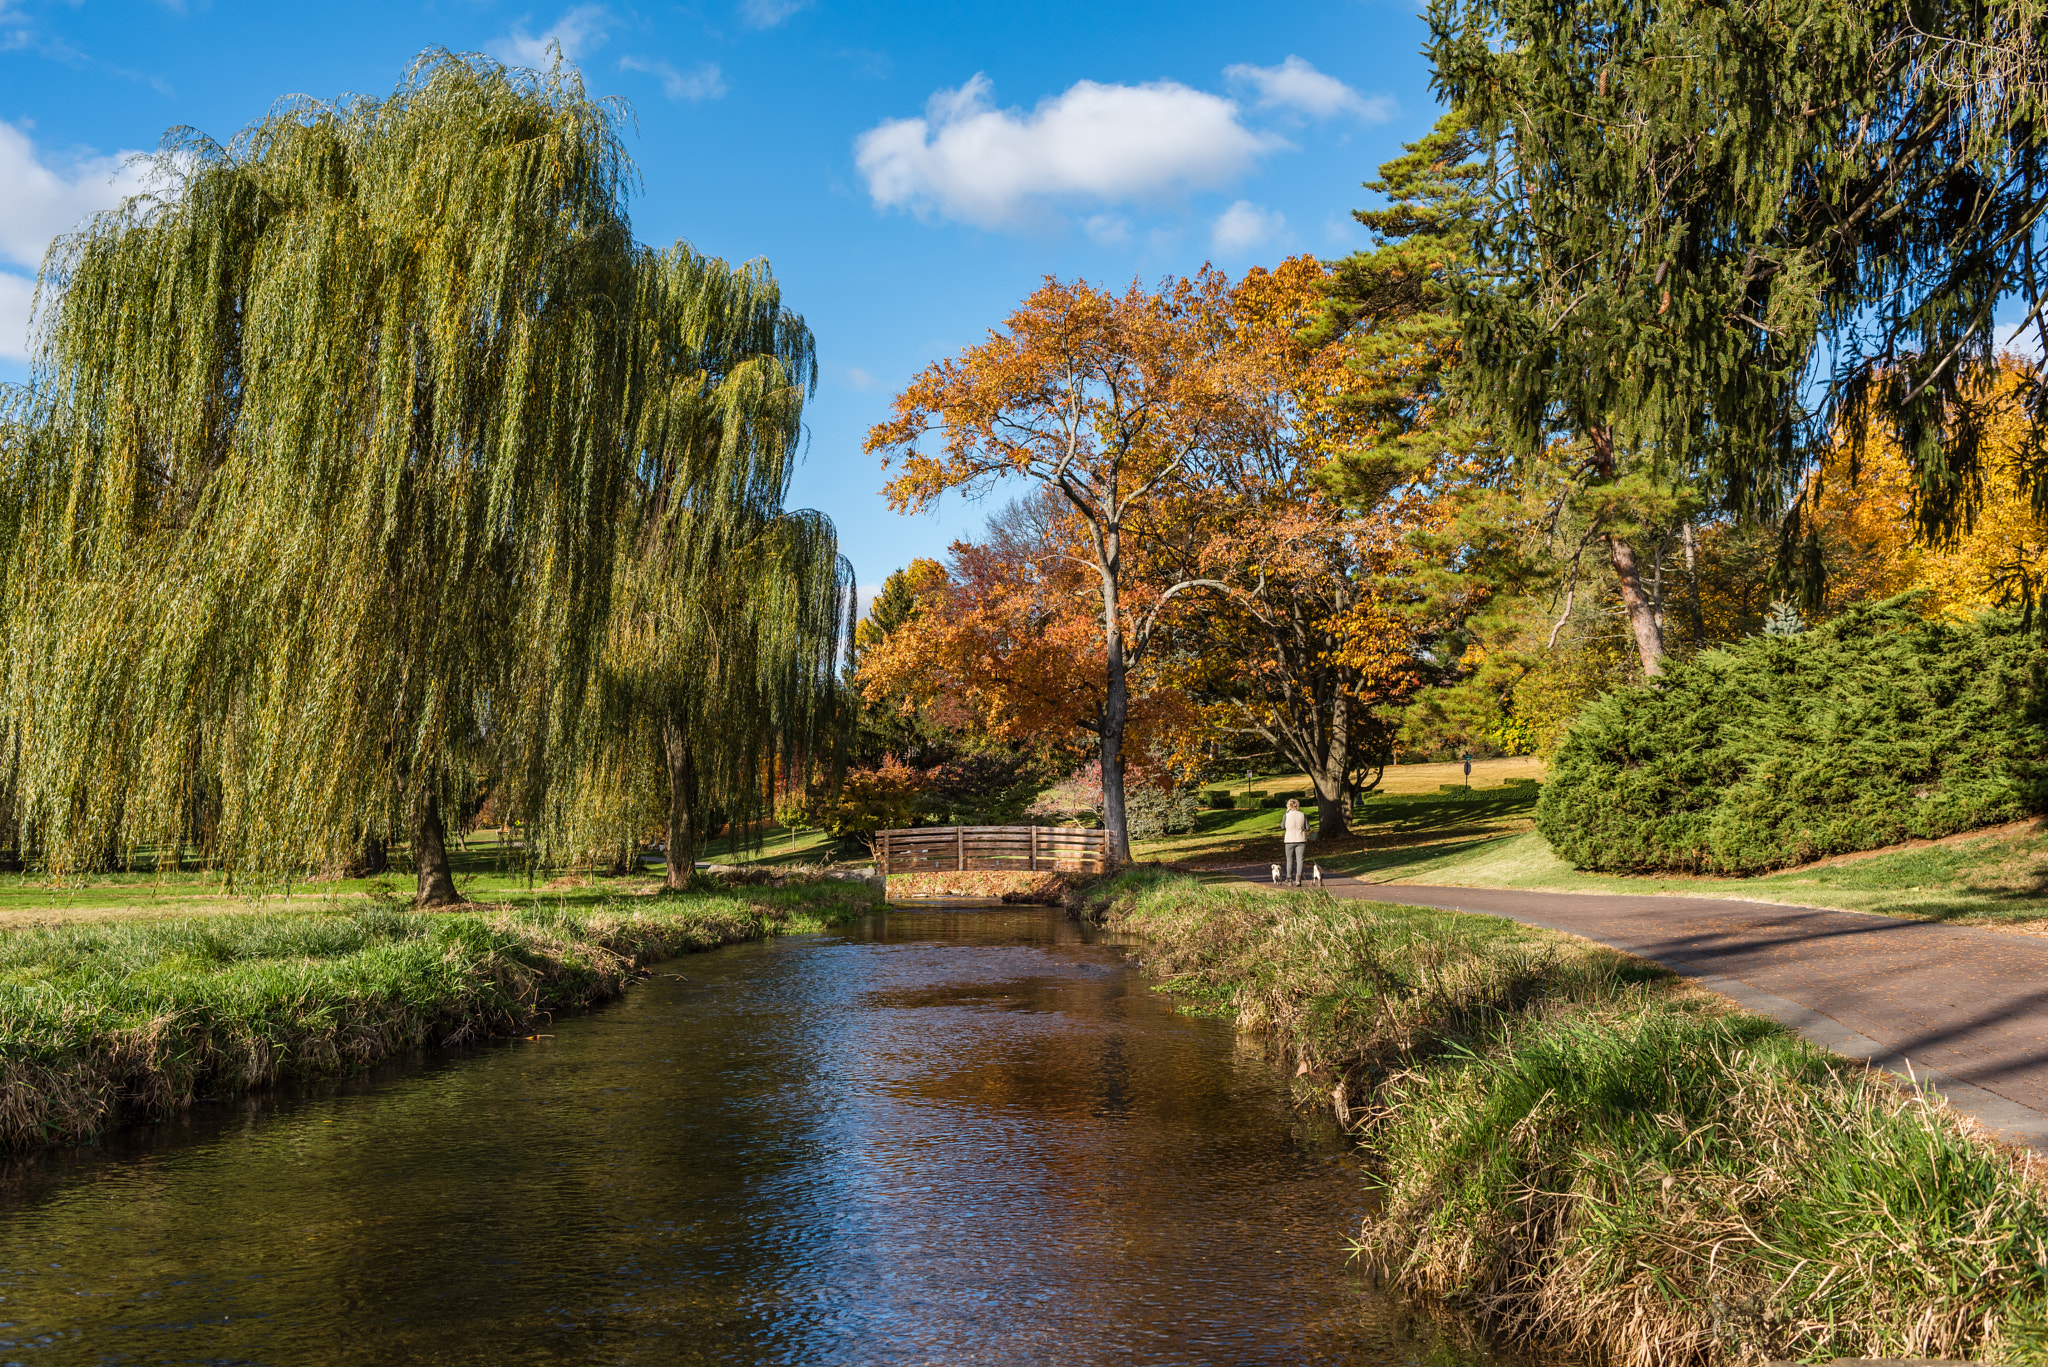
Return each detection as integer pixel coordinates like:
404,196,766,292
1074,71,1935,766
0,905,1525,1366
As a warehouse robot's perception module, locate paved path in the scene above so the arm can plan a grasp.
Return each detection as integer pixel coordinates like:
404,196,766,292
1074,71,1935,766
1225,866,2048,1150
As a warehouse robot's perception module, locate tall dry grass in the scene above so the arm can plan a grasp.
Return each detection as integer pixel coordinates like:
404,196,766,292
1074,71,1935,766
1101,867,2048,1364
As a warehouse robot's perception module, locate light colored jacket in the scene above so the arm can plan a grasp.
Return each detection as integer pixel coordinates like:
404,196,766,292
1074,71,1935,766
1282,809,1309,844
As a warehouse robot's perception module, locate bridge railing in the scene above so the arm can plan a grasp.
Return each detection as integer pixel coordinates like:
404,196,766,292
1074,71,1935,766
875,825,1110,876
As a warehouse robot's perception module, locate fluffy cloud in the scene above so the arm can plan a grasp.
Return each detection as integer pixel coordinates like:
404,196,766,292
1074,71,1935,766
1083,214,1131,246
1211,200,1285,255
740,0,810,28
489,5,613,66
618,56,725,101
1225,55,1392,121
0,122,153,361
0,120,153,272
855,74,1280,230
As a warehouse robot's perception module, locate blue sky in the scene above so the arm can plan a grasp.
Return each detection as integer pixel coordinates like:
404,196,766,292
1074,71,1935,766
0,0,1443,601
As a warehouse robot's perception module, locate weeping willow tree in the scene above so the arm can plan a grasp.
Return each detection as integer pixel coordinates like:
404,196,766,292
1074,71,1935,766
556,251,853,886
566,506,853,886
0,51,848,902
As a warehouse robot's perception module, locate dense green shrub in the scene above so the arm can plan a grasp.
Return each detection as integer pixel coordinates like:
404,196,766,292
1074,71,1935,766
1203,790,1233,809
1537,598,2048,873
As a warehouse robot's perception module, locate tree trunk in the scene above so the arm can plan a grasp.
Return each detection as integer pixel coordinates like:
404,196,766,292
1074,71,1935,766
1683,520,1706,646
664,722,696,891
412,794,460,906
1311,687,1351,839
1099,546,1132,866
1606,533,1665,676
345,832,388,878
1588,424,1666,677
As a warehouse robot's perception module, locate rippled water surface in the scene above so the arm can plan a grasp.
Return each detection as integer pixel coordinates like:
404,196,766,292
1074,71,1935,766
0,905,1521,1365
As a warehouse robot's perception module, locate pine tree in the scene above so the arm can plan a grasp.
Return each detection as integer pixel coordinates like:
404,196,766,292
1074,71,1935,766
1762,599,1807,638
1424,0,2048,618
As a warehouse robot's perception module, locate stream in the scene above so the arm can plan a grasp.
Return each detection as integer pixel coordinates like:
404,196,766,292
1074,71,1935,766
0,904,1528,1365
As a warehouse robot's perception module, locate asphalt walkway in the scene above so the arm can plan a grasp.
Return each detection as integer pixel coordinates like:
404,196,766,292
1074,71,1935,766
1225,865,2048,1150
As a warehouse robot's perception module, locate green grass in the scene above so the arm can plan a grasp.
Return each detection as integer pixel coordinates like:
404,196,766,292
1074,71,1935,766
1143,776,2048,929
1134,784,1544,872
0,877,881,1151
1336,817,2048,929
1095,867,2048,1363
0,822,863,924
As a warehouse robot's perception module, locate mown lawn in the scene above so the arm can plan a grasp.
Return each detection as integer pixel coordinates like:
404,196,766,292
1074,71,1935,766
0,821,854,926
1139,760,2048,929
1135,763,1545,877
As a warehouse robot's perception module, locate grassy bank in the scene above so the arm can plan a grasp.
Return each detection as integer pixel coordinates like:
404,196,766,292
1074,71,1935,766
1096,866,2048,1364
0,878,881,1151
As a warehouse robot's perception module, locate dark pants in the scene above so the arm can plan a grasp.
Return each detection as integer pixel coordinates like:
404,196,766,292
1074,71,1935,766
1284,843,1306,882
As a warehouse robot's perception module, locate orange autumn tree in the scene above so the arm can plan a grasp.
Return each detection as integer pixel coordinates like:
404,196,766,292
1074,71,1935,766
868,275,1239,862
1166,255,1489,836
859,490,1198,792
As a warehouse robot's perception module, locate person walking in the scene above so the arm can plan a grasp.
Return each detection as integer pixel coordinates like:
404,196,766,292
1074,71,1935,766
1281,798,1309,887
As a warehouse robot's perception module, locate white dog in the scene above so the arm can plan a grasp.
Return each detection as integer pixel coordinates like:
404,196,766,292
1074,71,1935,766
1270,862,1281,884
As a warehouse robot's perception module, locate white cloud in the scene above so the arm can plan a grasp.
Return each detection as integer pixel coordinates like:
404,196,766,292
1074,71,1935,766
618,56,725,101
490,5,613,66
0,121,153,273
844,366,874,390
1083,214,1130,246
855,73,1281,230
1225,55,1392,121
740,0,809,28
1212,200,1285,255
0,271,33,362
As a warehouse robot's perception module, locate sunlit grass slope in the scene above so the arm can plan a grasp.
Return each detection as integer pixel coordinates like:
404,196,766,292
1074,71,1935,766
1138,771,2048,929
1097,867,2048,1363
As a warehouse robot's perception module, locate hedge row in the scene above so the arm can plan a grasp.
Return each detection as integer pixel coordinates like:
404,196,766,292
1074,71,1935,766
1536,598,2048,874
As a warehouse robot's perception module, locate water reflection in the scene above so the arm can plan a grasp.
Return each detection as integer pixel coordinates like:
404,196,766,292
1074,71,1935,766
0,906,1523,1365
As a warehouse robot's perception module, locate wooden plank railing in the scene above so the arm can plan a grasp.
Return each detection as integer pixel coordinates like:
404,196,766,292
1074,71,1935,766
875,825,1111,875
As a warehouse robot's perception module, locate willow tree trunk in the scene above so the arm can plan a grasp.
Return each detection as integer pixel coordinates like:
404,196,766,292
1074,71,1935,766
663,723,697,891
346,832,388,878
412,795,460,906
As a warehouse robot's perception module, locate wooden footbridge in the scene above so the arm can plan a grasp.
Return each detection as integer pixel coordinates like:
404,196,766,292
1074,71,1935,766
875,825,1111,875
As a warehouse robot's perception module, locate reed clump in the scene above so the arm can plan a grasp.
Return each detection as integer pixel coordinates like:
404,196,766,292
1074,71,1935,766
0,880,879,1150
1101,867,2048,1364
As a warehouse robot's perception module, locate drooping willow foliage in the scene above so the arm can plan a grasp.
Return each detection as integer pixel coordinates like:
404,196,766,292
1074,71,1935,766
563,504,854,885
0,50,849,898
